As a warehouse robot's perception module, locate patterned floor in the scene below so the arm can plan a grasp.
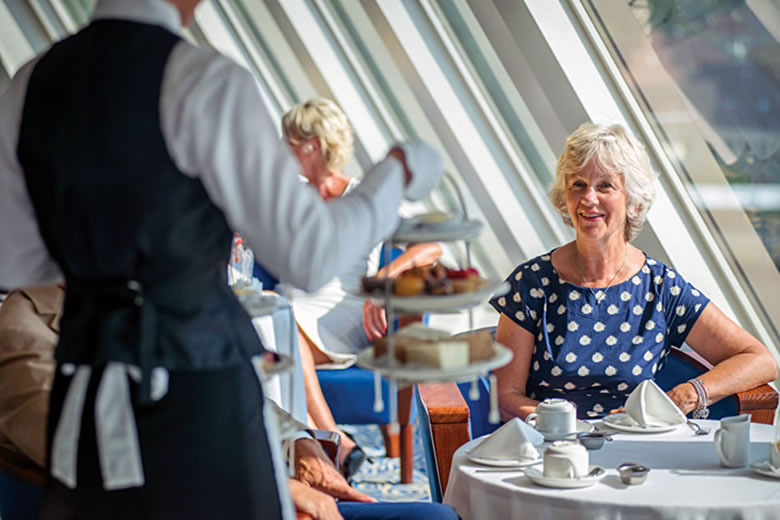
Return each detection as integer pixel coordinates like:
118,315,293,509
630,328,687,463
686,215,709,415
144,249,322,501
341,419,432,502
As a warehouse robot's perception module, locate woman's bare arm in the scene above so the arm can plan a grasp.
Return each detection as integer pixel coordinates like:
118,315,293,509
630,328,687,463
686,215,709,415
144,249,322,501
362,242,443,340
494,314,541,420
666,302,778,413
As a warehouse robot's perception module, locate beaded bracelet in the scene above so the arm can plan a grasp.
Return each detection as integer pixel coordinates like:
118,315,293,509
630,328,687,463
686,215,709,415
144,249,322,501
688,378,710,419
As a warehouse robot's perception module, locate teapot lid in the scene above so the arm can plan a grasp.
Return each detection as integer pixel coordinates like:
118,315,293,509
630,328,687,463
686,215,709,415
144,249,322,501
546,440,585,455
537,398,575,412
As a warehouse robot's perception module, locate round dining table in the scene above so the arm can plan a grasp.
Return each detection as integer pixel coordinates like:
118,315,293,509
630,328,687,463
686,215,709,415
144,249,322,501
443,419,780,520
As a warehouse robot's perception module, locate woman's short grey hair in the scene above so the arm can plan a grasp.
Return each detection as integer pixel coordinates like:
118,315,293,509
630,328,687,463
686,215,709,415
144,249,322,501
549,123,658,242
281,97,354,172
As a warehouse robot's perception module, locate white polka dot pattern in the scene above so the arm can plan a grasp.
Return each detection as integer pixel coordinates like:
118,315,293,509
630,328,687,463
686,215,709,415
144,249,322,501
489,252,709,419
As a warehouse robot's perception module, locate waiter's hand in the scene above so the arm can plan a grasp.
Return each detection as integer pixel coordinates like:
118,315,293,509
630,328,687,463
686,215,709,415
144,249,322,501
294,438,376,503
386,141,443,201
288,478,343,520
362,300,387,341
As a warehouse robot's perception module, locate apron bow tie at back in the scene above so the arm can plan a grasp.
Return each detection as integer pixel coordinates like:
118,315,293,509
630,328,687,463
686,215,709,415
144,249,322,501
51,278,169,491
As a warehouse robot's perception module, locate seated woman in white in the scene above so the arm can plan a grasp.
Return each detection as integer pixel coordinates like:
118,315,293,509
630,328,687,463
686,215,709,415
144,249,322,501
280,98,442,476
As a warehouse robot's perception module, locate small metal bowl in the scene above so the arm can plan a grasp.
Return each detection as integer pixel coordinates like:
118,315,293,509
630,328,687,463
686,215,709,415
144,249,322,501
577,431,612,451
618,463,650,485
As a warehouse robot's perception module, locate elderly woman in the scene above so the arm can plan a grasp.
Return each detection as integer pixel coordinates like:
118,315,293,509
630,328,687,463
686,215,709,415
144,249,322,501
490,123,777,420
280,98,441,474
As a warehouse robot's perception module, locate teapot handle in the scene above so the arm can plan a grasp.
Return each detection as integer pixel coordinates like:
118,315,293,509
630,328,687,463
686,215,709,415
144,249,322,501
563,458,578,479
714,428,729,464
525,413,538,427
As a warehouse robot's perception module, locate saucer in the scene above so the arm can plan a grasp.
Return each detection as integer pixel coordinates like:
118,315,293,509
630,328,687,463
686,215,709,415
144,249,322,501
601,413,681,433
749,460,780,479
537,420,594,442
525,465,605,489
466,451,542,468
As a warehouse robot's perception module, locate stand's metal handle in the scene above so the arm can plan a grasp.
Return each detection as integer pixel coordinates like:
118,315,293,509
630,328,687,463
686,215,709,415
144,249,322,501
488,373,500,424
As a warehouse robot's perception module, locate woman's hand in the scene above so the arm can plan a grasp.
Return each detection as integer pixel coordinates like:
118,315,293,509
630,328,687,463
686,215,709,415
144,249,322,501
666,382,699,415
293,438,376,503
288,478,343,520
362,300,387,341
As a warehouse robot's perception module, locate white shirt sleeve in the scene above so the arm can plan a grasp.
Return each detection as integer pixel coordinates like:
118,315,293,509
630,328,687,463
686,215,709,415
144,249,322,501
0,57,64,289
160,43,405,292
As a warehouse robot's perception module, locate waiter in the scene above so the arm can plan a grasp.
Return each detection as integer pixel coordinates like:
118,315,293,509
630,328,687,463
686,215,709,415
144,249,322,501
0,0,442,518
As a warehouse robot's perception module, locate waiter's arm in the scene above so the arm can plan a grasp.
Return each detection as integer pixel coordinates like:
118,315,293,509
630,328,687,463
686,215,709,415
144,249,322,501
0,58,64,288
161,44,434,292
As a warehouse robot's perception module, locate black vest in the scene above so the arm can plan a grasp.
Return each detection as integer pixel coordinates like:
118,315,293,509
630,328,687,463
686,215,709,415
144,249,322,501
17,20,263,401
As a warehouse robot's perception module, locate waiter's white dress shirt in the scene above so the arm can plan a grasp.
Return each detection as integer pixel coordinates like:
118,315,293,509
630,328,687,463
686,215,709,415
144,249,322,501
0,0,407,293
0,1,412,517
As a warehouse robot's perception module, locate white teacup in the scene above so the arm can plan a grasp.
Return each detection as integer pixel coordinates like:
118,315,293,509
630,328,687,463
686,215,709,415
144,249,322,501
543,441,588,479
526,399,576,435
714,414,751,468
770,439,780,471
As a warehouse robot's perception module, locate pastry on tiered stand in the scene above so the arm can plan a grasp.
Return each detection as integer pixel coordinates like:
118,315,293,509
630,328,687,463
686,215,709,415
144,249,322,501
357,201,511,427
372,323,495,369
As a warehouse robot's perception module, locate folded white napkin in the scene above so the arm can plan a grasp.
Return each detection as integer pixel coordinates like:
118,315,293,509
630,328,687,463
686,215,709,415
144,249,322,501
625,380,687,427
469,418,544,461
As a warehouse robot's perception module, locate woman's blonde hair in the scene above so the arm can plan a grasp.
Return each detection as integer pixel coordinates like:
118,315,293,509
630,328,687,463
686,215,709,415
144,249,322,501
281,97,354,172
549,123,658,242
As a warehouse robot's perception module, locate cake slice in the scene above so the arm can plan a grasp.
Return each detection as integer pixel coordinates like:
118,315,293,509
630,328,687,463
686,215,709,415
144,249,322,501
405,341,469,369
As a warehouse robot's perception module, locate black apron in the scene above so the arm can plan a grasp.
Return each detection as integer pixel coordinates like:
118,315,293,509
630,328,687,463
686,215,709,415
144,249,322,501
17,19,283,519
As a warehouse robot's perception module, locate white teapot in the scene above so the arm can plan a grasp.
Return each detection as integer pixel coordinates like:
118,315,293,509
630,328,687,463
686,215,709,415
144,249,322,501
525,398,576,435
543,440,589,479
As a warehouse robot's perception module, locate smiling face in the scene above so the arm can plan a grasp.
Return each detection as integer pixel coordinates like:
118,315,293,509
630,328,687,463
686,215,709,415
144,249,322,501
565,159,628,245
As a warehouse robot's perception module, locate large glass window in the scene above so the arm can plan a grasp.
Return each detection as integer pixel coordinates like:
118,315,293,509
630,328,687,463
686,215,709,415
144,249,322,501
583,0,780,344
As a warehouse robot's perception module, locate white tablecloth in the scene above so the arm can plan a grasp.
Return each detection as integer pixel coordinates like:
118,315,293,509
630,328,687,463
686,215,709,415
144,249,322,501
252,294,307,424
444,420,780,520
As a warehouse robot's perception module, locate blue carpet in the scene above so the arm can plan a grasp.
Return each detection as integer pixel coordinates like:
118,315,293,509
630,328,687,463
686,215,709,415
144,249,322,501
341,419,431,502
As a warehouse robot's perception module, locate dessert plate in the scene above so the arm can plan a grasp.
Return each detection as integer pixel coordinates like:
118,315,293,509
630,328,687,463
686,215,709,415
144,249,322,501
236,291,280,317
363,280,509,312
537,420,594,442
356,343,512,384
393,216,483,242
601,413,681,434
466,451,542,468
749,460,780,479
525,465,605,489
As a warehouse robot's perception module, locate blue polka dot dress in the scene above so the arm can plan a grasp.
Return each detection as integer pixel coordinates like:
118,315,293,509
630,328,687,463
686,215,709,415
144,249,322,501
489,250,710,419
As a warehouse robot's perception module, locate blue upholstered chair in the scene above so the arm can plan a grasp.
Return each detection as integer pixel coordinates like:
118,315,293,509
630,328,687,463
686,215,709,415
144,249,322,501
316,245,423,484
256,246,421,483
417,326,778,501
318,367,418,484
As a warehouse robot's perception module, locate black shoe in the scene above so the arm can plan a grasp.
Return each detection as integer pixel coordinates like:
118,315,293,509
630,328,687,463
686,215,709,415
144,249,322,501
342,444,368,480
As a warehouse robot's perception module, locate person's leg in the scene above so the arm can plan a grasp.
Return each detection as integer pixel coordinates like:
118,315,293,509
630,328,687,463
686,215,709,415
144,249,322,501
337,502,460,520
297,329,356,459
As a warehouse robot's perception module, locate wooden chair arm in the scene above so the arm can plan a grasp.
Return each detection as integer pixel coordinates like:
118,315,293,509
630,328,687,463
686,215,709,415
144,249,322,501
417,382,470,494
669,348,778,424
734,384,779,424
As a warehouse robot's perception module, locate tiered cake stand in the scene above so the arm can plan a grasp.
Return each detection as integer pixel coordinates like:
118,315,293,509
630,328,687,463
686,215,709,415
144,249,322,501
357,181,512,430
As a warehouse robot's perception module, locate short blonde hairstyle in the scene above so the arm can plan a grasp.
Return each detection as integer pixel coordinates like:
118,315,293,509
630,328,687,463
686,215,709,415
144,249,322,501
281,98,354,172
549,123,657,242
